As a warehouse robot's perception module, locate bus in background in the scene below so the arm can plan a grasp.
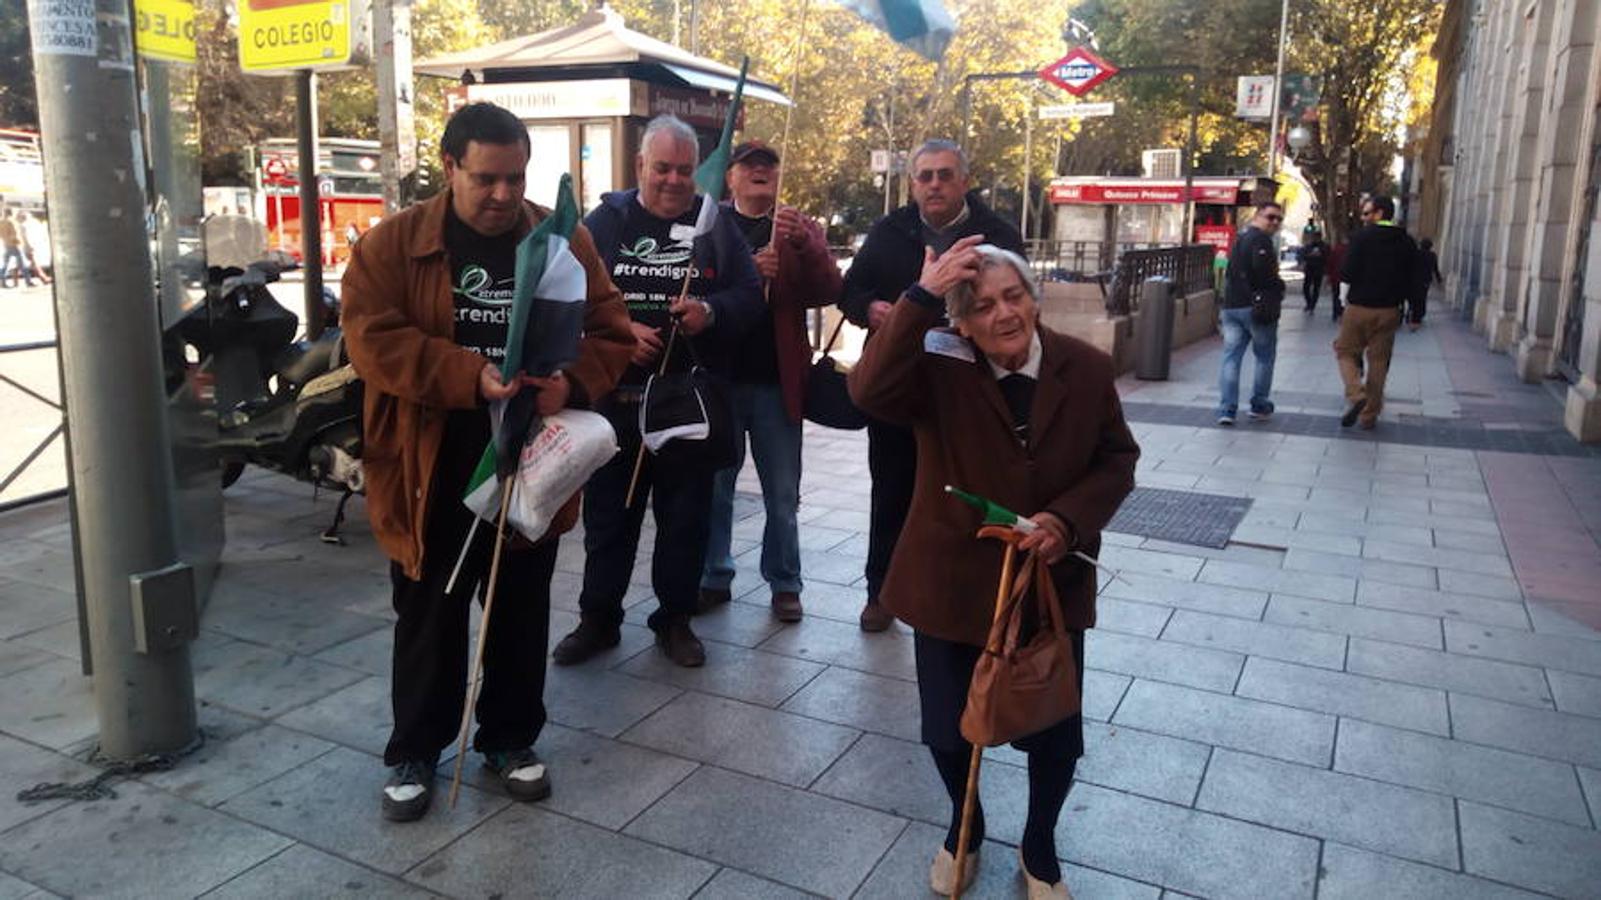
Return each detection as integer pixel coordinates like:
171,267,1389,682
257,137,383,267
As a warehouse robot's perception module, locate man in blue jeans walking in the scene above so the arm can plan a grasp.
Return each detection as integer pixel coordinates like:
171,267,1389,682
698,142,842,622
1216,202,1285,426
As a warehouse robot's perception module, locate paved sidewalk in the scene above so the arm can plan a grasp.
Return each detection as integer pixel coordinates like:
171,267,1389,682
1,303,1599,898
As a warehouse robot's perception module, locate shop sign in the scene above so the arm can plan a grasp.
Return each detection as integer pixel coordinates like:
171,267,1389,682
1039,47,1118,97
1049,182,1241,204
465,80,632,120
238,0,370,72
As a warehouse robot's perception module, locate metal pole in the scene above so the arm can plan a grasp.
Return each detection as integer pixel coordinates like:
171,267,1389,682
27,0,196,758
1266,0,1290,179
1182,71,1199,243
884,96,895,216
1022,98,1033,239
376,0,416,216
297,70,326,339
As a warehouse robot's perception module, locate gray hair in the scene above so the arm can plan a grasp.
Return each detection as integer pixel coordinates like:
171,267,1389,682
910,139,969,178
640,115,700,166
946,245,1039,321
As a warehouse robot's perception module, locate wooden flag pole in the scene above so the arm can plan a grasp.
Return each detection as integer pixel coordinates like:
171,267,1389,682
623,271,692,508
763,0,810,306
952,524,1026,898
447,477,515,809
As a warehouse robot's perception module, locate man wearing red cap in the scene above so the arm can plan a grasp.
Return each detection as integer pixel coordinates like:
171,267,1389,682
697,140,842,622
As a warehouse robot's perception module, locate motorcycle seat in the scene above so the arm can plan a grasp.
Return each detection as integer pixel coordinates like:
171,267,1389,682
274,332,344,387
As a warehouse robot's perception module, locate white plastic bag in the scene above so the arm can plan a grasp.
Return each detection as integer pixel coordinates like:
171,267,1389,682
464,409,618,542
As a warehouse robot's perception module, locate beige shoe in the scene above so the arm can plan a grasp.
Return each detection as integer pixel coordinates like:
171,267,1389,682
1019,847,1073,899
929,845,980,896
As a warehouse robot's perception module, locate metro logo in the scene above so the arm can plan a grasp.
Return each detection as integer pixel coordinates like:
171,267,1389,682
1039,47,1119,98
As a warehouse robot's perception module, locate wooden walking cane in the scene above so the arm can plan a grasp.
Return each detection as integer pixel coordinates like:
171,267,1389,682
447,477,516,809
951,523,1028,898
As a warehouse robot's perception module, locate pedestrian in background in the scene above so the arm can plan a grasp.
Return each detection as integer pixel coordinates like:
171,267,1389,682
1410,237,1443,331
1298,225,1327,312
839,138,1024,632
0,210,32,288
1215,202,1285,426
22,213,51,283
1336,195,1418,429
697,141,841,624
1327,237,1348,322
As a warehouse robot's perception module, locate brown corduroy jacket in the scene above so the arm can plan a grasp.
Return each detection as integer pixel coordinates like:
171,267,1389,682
341,190,635,580
848,298,1140,646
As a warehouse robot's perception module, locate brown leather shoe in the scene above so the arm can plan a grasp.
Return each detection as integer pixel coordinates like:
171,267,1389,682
771,591,803,623
694,587,732,615
656,620,706,667
859,601,894,632
551,620,620,666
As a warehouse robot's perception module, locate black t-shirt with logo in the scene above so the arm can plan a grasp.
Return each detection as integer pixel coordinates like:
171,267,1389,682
610,197,710,387
729,207,778,385
445,205,520,364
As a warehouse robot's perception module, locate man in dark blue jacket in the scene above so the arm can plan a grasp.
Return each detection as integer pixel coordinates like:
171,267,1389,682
1336,195,1417,429
839,139,1024,631
1216,202,1285,426
553,115,761,667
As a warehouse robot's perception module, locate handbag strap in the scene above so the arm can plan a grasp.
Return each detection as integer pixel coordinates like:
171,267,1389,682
984,551,1038,655
819,312,848,355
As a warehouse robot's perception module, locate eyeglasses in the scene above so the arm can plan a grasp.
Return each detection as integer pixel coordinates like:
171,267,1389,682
914,168,959,184
1263,214,1283,222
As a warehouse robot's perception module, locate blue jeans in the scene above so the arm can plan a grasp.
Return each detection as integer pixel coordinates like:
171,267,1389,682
702,382,803,594
1217,307,1278,417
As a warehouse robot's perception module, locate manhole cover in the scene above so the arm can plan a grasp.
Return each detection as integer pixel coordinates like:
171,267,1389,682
1107,487,1253,549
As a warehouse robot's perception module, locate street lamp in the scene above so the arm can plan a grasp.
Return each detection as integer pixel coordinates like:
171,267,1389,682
1287,125,1312,155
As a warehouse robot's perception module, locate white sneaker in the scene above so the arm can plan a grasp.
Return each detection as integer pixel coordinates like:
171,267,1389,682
1216,414,1236,427
1020,848,1073,899
929,845,980,896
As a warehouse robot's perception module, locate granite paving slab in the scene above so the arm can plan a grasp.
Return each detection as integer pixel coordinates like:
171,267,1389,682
691,868,817,899
139,723,336,807
0,657,97,750
0,779,290,899
1197,748,1459,867
1345,639,1554,708
624,766,905,898
621,691,859,787
1315,842,1544,900
1335,718,1590,826
1448,693,1601,768
1159,609,1347,669
1233,657,1450,735
1459,800,1601,897
1112,679,1334,767
201,844,436,899
218,747,506,875
406,805,717,899
618,641,824,708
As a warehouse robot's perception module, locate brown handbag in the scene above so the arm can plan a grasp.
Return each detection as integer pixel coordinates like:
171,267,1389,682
959,552,1082,747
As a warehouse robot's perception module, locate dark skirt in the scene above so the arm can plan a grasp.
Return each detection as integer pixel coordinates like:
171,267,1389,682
913,628,1085,759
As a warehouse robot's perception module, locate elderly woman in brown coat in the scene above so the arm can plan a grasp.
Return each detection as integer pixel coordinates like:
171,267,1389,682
849,237,1139,898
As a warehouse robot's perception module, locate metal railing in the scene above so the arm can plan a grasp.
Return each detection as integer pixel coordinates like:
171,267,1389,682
1105,245,1217,316
0,339,67,511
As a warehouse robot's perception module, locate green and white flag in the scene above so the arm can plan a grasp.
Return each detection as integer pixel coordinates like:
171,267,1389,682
838,0,955,62
689,55,749,240
945,485,1040,533
463,174,588,519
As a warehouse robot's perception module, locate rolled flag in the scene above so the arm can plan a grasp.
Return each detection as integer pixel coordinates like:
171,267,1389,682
945,485,1040,533
464,174,588,520
689,56,749,240
945,485,1128,584
837,0,955,62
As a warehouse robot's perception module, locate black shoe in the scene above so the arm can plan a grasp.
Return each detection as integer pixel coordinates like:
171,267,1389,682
551,619,620,666
859,601,894,632
381,759,435,822
771,591,803,623
1340,398,1367,428
655,619,706,667
482,747,551,802
694,587,732,615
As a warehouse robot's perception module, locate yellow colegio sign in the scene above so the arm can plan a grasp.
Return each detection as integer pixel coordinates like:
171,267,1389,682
238,0,362,72
134,0,197,63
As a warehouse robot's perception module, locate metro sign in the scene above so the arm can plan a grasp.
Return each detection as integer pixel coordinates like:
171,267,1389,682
1039,47,1119,97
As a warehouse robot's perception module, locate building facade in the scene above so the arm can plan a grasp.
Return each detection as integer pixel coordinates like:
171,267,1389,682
1426,0,1601,441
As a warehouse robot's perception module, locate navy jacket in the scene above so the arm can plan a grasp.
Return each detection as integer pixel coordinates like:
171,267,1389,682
1223,226,1284,310
583,189,763,376
840,193,1024,327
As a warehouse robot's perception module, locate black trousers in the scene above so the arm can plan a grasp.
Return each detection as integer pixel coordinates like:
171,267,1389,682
913,629,1085,760
385,411,558,767
865,418,916,603
1303,267,1324,308
578,399,714,631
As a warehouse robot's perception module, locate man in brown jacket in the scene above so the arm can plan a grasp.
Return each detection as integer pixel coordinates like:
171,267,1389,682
342,103,634,823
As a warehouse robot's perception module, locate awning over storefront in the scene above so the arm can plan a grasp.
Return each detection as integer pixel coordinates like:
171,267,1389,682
1049,177,1255,205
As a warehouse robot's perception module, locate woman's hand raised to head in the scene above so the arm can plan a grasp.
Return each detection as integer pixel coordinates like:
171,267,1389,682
916,234,986,298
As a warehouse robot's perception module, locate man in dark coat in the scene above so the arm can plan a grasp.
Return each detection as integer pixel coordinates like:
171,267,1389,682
552,115,762,668
1409,237,1442,330
1336,195,1418,429
1216,202,1285,426
1298,225,1328,312
839,139,1024,631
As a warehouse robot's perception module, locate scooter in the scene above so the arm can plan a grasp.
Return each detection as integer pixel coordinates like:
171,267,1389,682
166,260,364,543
